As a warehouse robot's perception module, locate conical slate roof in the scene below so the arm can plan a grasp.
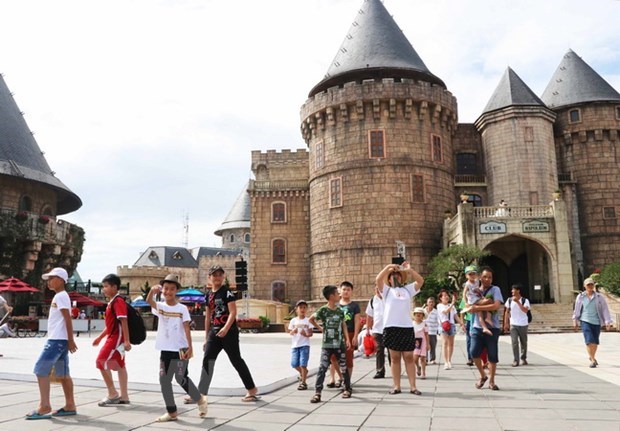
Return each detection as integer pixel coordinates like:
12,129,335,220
481,67,546,115
541,49,620,109
0,75,81,214
309,0,445,97
214,182,250,236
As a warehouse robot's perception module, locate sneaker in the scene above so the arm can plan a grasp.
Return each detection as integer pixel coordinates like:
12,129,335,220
589,361,597,368
466,360,474,366
444,363,449,370
521,359,528,366
373,372,385,379
511,361,519,367
428,360,436,365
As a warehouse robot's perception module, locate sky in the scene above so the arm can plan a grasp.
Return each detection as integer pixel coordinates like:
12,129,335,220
1,0,619,282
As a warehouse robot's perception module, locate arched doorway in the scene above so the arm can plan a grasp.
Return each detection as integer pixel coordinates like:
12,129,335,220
480,235,553,304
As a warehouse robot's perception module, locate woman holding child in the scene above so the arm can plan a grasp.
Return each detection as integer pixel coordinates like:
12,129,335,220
375,262,424,395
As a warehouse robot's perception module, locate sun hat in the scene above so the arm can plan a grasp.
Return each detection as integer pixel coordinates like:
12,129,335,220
160,274,181,289
42,267,68,282
413,307,427,316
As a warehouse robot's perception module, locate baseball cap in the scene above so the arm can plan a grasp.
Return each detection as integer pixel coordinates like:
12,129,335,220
295,299,308,308
208,265,225,275
583,278,596,286
464,265,478,274
42,267,68,282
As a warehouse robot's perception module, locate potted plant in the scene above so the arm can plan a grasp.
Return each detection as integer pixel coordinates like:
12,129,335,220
552,189,561,200
15,211,28,222
460,192,470,203
38,215,51,224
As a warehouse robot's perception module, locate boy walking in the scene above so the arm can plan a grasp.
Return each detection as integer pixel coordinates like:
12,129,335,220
26,267,77,420
308,285,352,403
289,300,314,390
93,274,131,406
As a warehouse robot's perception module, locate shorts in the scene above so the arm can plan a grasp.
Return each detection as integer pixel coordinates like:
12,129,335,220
440,323,456,336
470,327,500,363
96,337,126,371
34,339,70,377
383,327,415,351
581,321,601,345
291,345,310,368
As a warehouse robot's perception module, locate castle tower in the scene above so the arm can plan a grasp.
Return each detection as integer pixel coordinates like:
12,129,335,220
300,0,457,298
214,181,251,255
541,50,620,273
475,67,558,206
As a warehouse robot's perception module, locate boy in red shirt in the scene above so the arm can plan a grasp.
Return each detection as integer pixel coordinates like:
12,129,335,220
93,274,131,406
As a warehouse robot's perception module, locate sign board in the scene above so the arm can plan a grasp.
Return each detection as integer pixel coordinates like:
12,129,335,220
534,285,542,291
479,221,507,234
523,220,550,233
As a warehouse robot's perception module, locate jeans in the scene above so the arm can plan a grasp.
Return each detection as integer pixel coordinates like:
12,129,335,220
465,320,472,361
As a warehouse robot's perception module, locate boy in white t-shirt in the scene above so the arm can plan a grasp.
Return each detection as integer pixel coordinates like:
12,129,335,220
147,274,207,422
289,300,314,390
27,268,77,420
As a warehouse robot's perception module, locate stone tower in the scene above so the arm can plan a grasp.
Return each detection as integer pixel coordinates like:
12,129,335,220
541,50,620,273
214,181,251,255
300,0,457,298
475,67,558,206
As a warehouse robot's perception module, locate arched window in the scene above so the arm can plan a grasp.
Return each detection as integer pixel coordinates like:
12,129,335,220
19,195,32,212
272,281,286,302
272,239,286,264
229,234,235,244
40,205,54,217
272,202,286,223
244,233,251,243
466,194,483,207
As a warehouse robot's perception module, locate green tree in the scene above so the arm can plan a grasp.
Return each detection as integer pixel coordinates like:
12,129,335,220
598,263,620,296
428,244,490,294
140,281,151,299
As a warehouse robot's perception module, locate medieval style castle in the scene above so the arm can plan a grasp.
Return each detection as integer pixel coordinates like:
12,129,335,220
247,0,620,305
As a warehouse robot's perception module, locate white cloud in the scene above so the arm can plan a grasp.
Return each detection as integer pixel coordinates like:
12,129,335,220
2,0,619,280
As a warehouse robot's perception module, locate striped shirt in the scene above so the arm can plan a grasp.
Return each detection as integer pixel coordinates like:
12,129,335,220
424,308,439,335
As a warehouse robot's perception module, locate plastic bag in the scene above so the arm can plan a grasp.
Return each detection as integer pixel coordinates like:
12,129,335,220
363,333,376,356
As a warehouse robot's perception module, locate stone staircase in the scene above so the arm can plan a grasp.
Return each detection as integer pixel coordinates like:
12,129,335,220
527,303,575,333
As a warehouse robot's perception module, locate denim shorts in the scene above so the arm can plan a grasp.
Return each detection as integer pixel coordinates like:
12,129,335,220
440,323,456,336
34,339,70,377
581,321,601,345
469,327,500,363
291,345,311,368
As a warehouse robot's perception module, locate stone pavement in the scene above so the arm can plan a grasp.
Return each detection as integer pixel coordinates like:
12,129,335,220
0,331,619,430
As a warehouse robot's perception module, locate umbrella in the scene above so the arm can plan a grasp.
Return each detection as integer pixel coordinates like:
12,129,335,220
67,291,106,307
177,288,204,297
178,295,205,303
0,277,40,293
131,298,151,308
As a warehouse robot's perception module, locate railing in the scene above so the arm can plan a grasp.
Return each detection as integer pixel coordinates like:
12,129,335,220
454,174,486,185
0,209,78,244
249,180,309,191
558,172,573,183
473,205,554,219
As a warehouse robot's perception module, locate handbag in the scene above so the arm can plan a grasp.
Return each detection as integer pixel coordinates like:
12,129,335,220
441,320,452,332
363,333,376,356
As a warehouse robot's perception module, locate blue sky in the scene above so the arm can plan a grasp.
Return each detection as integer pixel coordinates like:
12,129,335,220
1,0,619,282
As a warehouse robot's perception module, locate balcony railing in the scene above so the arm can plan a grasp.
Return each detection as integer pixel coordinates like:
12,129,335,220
454,174,486,185
249,180,309,191
473,205,554,219
0,209,79,244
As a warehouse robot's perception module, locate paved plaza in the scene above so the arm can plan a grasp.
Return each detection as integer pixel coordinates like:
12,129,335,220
0,331,619,430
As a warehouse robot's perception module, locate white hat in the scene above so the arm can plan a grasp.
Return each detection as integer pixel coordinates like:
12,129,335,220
42,267,68,282
413,307,427,317
583,277,596,286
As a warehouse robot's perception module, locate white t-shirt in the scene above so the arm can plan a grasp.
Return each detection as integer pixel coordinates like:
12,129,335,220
365,294,385,334
505,297,530,326
48,290,71,340
288,316,314,348
437,303,456,325
153,301,191,351
381,282,419,328
0,295,7,318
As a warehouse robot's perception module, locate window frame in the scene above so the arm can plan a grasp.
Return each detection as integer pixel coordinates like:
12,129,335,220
455,152,478,175
329,177,343,208
271,238,287,264
244,233,251,243
315,140,324,170
603,206,617,220
368,129,386,159
568,108,581,124
410,174,425,203
271,281,286,303
431,134,443,163
271,201,287,223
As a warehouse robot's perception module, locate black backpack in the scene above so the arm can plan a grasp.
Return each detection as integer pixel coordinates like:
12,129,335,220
508,297,532,323
113,297,147,345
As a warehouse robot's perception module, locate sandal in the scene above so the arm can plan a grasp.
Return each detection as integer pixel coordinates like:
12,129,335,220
98,396,121,406
241,394,261,402
342,390,352,399
310,393,321,404
184,396,197,404
475,376,489,389
297,382,308,390
389,388,401,395
156,413,177,422
410,389,422,395
489,384,500,391
335,379,343,388
326,382,336,388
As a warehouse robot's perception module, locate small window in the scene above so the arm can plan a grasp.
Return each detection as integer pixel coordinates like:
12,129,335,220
529,191,539,205
524,126,534,143
172,251,183,260
329,177,343,208
616,106,620,120
272,239,286,264
148,251,158,260
431,134,443,163
229,234,235,243
411,175,425,203
244,233,251,243
467,194,483,207
19,195,32,212
272,202,286,223
603,207,616,219
456,153,477,175
569,109,581,123
369,130,385,158
272,281,286,302
315,141,324,170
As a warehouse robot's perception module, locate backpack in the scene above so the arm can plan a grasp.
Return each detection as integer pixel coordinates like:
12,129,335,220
113,296,147,345
508,297,532,324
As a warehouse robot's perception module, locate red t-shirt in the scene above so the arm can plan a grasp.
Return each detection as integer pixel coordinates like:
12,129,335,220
105,295,128,339
71,307,79,319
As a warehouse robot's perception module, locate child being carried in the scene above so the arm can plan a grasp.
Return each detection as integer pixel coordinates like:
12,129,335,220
461,265,494,335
